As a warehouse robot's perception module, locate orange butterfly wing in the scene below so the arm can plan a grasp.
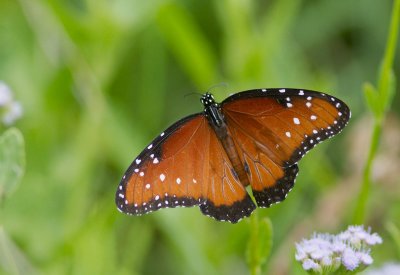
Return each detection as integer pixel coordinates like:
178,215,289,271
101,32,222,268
116,114,255,223
221,88,350,207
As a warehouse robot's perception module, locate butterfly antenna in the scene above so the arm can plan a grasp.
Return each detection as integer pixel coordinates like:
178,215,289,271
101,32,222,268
184,92,203,99
206,82,229,94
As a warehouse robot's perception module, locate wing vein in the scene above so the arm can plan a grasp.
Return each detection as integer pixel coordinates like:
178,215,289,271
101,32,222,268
225,113,286,166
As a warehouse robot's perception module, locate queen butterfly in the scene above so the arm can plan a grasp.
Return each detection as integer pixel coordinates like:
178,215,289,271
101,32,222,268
116,88,350,223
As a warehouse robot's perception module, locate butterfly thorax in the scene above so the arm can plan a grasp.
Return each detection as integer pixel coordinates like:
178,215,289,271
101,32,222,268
201,93,223,127
201,93,250,186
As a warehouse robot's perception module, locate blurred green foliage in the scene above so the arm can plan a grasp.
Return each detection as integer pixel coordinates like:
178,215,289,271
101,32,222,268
0,0,399,274
0,128,25,200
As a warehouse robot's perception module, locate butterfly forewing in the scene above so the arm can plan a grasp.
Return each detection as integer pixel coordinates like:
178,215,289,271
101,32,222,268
221,88,350,207
116,113,256,223
116,114,207,215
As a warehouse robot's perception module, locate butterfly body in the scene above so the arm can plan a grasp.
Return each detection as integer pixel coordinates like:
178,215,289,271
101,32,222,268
202,93,250,187
116,88,350,223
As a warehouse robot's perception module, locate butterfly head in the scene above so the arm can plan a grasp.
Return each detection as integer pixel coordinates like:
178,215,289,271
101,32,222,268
201,93,218,108
201,92,224,127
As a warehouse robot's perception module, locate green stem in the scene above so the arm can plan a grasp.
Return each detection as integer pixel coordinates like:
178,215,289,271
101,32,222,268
353,122,382,224
380,0,400,80
352,0,400,224
377,0,400,118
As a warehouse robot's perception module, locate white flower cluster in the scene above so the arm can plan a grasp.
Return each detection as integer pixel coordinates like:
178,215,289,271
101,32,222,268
295,225,382,274
0,82,23,126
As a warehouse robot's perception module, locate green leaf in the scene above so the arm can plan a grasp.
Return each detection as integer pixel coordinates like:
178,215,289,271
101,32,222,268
363,82,379,117
246,216,273,275
0,128,25,201
0,226,37,274
258,218,273,263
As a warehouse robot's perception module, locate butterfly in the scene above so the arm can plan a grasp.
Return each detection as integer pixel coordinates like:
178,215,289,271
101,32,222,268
115,88,350,223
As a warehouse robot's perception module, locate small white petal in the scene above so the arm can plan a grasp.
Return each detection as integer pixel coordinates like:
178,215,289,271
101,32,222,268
342,248,360,271
302,259,320,272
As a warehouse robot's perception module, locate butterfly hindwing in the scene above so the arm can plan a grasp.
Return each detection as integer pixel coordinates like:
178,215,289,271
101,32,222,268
199,129,255,222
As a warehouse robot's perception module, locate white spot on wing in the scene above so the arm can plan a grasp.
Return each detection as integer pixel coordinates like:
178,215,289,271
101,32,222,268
279,89,286,93
310,115,317,120
160,173,166,182
285,131,291,138
293,117,300,125
139,172,144,177
153,158,159,164
176,178,181,184
306,102,312,108
147,144,153,149
299,90,304,95
145,183,150,189
136,159,141,165
287,103,293,108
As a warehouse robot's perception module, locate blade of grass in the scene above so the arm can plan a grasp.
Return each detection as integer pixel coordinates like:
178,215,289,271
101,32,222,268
156,3,218,88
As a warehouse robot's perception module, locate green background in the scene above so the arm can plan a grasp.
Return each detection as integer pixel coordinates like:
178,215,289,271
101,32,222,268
1,0,399,274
